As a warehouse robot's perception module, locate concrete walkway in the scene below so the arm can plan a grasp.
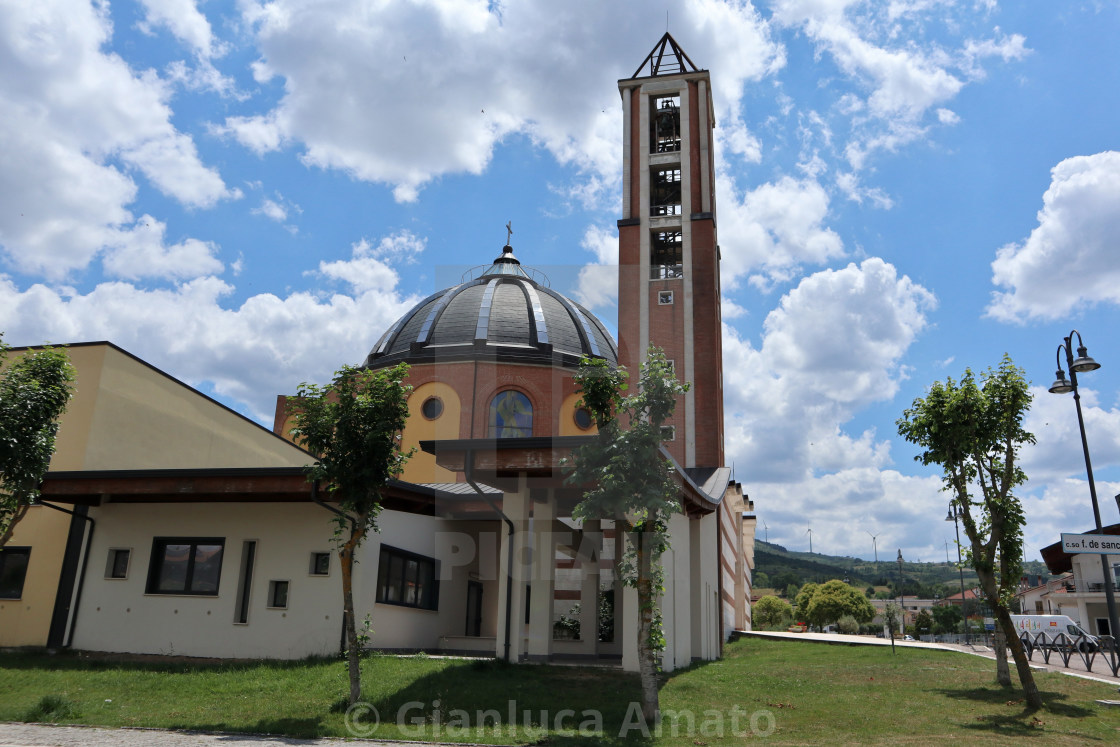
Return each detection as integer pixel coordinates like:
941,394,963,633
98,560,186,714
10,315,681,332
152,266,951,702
742,630,1120,687
0,723,438,747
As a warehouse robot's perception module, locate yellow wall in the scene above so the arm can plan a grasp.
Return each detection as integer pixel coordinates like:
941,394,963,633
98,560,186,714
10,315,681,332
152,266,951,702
0,506,72,646
1,342,311,648
400,382,461,484
557,392,597,437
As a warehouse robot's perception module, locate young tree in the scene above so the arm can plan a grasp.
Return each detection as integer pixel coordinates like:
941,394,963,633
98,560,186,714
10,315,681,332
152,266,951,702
567,347,688,725
287,362,412,706
914,610,933,636
754,595,793,629
0,339,76,548
897,355,1041,708
883,602,901,654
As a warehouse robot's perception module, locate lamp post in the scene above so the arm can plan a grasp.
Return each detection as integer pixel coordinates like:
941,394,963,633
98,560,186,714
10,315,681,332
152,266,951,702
897,549,905,635
1049,330,1120,648
946,504,970,643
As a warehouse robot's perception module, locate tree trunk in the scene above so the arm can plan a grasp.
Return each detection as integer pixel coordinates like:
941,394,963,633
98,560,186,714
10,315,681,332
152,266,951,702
634,529,660,726
0,502,30,548
339,524,364,706
996,607,1042,709
993,626,1011,685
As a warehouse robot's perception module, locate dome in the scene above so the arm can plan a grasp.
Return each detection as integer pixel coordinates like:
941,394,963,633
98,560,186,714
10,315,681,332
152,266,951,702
365,245,618,369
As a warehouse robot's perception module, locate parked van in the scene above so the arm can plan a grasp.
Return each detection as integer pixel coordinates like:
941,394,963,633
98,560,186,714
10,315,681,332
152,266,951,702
1010,615,1098,652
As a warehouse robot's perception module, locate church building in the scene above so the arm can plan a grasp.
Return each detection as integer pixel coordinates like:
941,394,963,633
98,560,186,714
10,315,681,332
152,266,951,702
0,34,756,672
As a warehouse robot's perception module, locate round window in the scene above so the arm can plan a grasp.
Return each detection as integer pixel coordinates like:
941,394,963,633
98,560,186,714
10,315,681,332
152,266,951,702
574,407,593,430
421,396,444,420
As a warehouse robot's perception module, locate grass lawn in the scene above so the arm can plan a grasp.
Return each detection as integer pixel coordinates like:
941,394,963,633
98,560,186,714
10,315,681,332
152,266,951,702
1,637,1118,745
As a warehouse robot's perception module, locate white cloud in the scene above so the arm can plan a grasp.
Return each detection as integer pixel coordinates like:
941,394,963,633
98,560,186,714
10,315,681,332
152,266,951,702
138,0,221,59
224,0,783,204
0,272,418,423
102,215,224,280
314,230,427,294
717,174,845,290
574,225,618,310
253,198,288,223
0,0,234,279
723,257,936,484
988,151,1120,321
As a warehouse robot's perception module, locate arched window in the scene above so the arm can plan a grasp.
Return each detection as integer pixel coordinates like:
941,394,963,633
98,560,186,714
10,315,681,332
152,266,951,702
489,391,533,438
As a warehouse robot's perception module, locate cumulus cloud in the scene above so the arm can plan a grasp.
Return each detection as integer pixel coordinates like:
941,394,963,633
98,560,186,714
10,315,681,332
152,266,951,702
988,152,1120,321
315,230,426,294
0,266,419,422
224,0,783,203
102,216,224,280
0,0,235,279
574,225,618,310
723,257,936,484
717,174,845,290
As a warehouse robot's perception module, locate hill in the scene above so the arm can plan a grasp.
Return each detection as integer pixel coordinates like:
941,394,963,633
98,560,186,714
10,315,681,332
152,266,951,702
754,541,1053,595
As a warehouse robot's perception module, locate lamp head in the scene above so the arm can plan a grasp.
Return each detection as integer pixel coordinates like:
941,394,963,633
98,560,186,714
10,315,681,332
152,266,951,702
945,508,955,522
1071,344,1101,373
1049,369,1074,394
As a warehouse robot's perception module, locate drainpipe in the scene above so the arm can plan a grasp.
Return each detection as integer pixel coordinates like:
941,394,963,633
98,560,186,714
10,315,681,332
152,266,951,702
38,500,94,648
465,452,515,663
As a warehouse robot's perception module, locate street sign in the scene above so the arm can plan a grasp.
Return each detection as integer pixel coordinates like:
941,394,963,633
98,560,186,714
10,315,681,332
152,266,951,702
1061,533,1120,554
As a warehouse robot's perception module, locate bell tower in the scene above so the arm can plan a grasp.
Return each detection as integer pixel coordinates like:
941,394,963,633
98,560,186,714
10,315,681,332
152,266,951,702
617,33,724,469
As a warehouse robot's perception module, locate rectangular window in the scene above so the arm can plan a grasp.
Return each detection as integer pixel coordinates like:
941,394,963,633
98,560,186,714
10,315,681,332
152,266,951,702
310,552,331,576
234,541,256,624
660,425,676,442
105,548,131,579
268,580,289,609
146,537,224,595
0,547,31,600
377,545,438,611
658,290,674,305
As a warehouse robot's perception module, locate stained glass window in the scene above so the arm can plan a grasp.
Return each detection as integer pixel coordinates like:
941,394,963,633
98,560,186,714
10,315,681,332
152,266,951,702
489,390,533,438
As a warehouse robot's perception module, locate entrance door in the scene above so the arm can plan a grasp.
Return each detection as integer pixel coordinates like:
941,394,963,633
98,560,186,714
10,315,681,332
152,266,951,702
465,581,483,636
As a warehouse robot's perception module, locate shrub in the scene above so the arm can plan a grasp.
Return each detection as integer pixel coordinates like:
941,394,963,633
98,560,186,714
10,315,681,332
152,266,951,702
836,615,859,634
24,694,80,723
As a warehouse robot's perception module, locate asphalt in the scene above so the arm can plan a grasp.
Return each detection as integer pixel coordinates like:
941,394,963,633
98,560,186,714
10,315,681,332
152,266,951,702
3,633,1119,745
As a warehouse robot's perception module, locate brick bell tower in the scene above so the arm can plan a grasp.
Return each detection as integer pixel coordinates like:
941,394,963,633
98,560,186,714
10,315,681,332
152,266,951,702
617,33,724,470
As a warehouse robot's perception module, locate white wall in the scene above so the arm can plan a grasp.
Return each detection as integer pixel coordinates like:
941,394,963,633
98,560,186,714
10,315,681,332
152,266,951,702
72,503,502,659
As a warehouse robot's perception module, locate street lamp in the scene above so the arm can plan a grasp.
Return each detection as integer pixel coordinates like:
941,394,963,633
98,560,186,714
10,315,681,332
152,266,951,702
1049,330,1120,649
946,504,970,643
897,549,905,635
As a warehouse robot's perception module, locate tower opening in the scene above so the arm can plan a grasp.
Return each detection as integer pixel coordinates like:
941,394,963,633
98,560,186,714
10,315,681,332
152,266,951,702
651,95,681,153
650,167,682,216
651,230,683,279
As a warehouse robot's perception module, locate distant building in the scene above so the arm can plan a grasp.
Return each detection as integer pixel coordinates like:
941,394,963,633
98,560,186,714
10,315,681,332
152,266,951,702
1039,525,1120,636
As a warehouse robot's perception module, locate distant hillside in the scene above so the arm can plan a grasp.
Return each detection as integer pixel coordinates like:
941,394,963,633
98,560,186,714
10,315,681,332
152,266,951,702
754,541,1050,592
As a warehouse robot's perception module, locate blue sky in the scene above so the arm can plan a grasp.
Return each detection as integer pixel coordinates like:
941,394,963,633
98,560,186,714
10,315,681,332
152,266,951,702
3,0,1120,566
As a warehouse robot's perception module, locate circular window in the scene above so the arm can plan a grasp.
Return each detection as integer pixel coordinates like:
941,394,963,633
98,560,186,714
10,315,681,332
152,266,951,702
574,407,593,430
420,396,444,420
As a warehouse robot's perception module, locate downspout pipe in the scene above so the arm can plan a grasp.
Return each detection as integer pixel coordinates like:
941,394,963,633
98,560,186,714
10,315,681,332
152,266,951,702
38,500,94,648
464,452,515,663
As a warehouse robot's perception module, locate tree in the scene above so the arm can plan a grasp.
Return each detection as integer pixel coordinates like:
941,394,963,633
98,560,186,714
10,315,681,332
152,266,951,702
932,604,962,635
288,362,412,706
897,355,1041,708
883,602,901,654
567,347,688,725
793,582,818,626
0,339,76,548
914,610,933,636
754,595,792,629
801,580,876,630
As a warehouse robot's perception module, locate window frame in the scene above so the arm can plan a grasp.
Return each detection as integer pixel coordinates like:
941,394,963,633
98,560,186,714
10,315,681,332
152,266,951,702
309,552,331,576
376,545,439,611
0,547,31,600
105,548,131,580
267,579,290,609
145,537,225,596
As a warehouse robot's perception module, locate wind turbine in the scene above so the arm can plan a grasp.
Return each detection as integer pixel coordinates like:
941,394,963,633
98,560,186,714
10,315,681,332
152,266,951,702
762,520,769,543
806,526,813,554
865,530,879,564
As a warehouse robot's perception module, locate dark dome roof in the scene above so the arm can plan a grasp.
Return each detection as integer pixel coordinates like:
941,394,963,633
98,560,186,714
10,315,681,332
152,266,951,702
365,245,617,369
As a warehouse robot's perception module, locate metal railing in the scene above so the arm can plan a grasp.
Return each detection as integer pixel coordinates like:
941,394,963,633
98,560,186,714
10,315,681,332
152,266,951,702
1019,631,1120,677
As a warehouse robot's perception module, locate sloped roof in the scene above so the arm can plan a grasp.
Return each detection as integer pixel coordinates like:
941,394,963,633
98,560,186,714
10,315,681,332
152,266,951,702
630,32,701,78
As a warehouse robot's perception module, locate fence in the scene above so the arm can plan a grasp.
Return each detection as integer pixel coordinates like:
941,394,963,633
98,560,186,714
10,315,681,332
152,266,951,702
1019,631,1120,677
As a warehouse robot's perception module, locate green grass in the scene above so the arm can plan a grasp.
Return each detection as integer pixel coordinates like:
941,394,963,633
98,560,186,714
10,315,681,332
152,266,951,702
2,638,1119,745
